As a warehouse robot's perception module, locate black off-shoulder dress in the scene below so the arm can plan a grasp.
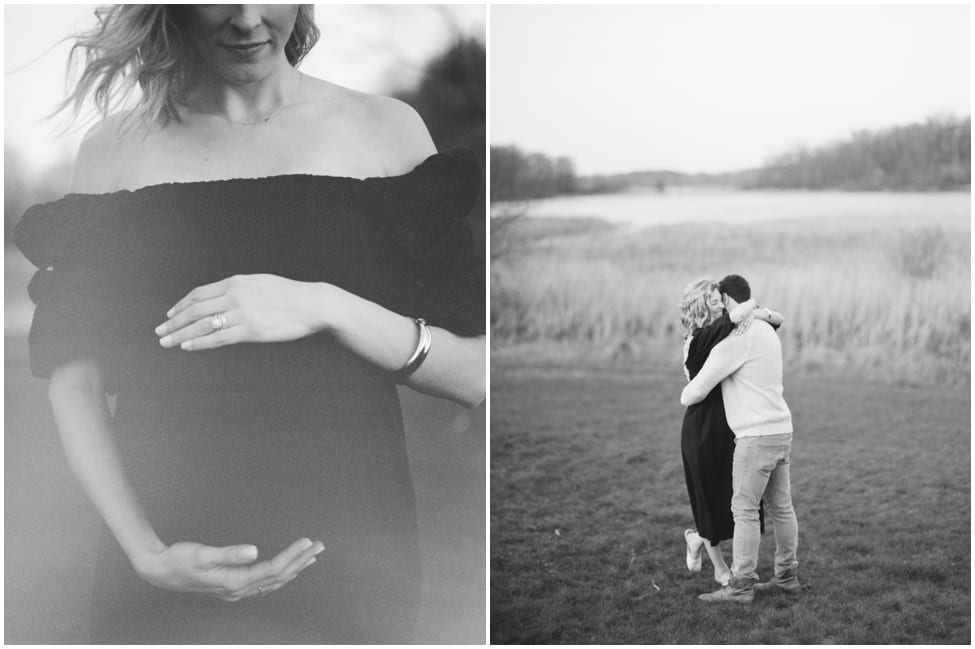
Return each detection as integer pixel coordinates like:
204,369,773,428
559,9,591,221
680,312,765,547
14,150,483,644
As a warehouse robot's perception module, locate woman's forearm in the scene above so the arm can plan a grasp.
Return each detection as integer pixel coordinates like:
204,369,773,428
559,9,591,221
48,361,164,574
314,283,485,407
756,306,784,326
728,299,757,323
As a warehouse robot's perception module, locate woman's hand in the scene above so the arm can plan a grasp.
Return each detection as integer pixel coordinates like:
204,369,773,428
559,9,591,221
156,275,333,351
157,274,485,406
735,305,784,335
728,298,757,324
735,313,754,335
135,537,325,601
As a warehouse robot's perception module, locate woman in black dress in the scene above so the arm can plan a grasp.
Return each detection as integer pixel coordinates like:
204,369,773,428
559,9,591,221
678,279,780,586
14,5,483,643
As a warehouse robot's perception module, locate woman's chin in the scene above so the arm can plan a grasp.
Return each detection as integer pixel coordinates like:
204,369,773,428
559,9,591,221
206,56,282,87
220,67,272,86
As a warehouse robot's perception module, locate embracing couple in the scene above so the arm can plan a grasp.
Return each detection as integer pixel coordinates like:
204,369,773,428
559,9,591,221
677,274,800,604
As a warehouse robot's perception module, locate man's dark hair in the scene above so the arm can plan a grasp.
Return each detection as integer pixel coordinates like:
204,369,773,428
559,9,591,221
718,274,751,302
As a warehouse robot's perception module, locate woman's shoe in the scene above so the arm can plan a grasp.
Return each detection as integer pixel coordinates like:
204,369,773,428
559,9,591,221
684,529,703,572
714,571,731,586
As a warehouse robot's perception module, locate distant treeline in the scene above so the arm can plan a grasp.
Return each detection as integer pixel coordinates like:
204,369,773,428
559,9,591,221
490,146,577,201
396,37,486,255
750,115,970,191
492,114,971,201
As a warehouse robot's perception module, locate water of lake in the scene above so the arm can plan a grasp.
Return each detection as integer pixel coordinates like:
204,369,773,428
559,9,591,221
499,190,971,231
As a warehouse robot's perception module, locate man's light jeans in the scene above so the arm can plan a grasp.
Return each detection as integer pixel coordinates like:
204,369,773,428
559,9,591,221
730,433,798,586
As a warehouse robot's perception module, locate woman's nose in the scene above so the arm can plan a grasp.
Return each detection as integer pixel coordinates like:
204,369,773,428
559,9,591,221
228,5,262,32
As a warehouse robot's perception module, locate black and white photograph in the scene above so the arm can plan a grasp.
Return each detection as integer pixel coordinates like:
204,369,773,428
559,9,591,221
5,4,485,644
490,4,970,644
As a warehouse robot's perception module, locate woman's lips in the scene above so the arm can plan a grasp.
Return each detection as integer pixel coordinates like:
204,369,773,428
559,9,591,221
223,42,269,57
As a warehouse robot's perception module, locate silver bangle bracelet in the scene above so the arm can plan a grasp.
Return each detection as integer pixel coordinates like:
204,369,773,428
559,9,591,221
398,318,431,380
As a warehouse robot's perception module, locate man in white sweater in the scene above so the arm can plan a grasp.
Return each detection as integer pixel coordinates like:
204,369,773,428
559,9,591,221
680,274,799,604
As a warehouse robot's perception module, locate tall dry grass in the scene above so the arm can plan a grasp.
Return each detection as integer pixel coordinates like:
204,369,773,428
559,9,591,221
491,217,970,385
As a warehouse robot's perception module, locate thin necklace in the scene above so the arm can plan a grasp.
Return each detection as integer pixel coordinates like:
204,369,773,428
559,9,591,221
221,113,274,126
201,73,302,126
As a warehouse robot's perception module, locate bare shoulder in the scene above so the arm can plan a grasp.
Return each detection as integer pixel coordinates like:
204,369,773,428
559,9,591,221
367,94,438,170
70,111,146,194
299,77,437,175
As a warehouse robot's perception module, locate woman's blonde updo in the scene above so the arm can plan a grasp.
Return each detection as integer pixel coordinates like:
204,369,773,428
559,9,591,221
679,278,717,339
57,4,320,129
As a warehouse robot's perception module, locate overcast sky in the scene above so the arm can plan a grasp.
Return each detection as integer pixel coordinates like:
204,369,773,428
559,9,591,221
491,4,971,175
4,4,484,172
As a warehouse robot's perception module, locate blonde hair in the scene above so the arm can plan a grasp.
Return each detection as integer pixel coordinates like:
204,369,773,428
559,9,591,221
679,278,717,339
57,4,320,129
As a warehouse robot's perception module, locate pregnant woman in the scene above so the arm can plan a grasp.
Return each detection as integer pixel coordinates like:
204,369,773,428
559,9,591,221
14,5,484,643
678,279,780,585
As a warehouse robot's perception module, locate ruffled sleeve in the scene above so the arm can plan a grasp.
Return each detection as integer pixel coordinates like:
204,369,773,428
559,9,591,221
360,149,484,337
14,196,131,390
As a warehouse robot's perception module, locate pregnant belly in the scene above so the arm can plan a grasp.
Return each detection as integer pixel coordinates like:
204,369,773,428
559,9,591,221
110,362,415,558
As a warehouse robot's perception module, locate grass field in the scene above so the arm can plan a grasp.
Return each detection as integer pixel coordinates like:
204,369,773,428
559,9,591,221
492,212,970,385
490,356,971,644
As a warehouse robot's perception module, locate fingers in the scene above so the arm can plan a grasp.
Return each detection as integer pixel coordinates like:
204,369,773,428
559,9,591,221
159,317,237,349
243,538,317,583
216,578,298,602
197,544,259,568
215,538,325,601
277,540,324,578
159,313,237,349
241,541,324,599
736,316,755,335
156,296,230,340
166,279,232,318
180,327,243,351
243,573,299,599
158,308,241,350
